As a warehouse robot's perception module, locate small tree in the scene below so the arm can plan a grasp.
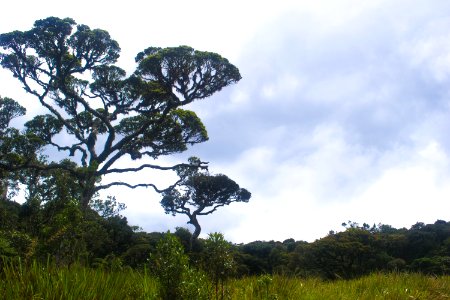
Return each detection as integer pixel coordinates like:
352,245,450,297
203,232,236,299
149,232,211,300
149,232,189,300
161,166,251,246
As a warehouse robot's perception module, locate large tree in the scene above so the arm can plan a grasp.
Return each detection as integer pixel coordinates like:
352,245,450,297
0,17,241,208
161,166,251,244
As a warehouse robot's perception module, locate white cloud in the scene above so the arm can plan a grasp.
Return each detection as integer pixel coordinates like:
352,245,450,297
393,11,450,79
215,136,450,243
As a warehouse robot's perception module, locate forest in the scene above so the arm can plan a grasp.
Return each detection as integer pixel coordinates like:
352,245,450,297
0,17,449,299
1,195,450,278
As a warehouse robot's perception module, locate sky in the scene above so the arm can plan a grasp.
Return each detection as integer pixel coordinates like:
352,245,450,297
1,0,450,243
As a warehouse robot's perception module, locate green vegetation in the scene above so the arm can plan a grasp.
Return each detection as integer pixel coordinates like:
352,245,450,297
0,259,158,300
149,232,210,300
228,273,450,299
0,16,242,210
161,168,251,245
1,260,449,299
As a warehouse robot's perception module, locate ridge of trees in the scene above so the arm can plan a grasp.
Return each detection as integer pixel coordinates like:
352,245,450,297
1,195,449,279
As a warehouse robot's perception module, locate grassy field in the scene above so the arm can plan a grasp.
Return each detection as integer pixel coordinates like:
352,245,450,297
229,273,450,299
1,260,449,299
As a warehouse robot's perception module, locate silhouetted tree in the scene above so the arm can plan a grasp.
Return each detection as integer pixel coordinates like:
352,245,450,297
0,17,241,209
161,164,250,246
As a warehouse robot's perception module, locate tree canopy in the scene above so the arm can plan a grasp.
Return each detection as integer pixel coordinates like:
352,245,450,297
0,96,40,201
0,17,241,208
161,164,251,244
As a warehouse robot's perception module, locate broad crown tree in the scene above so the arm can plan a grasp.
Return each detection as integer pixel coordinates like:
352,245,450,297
161,165,251,244
0,17,241,208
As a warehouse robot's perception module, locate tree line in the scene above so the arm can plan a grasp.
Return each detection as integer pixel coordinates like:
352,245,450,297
1,193,449,279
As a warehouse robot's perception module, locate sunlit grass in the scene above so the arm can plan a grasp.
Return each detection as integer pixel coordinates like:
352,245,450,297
0,259,159,300
1,260,449,299
227,273,450,299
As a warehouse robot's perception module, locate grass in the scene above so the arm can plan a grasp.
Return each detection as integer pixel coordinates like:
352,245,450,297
228,273,450,299
1,260,449,299
0,259,159,300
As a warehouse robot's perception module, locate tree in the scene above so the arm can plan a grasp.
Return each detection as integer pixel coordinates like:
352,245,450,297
149,232,189,300
0,97,26,131
161,165,251,245
90,195,126,219
0,17,241,209
202,232,236,299
0,97,31,201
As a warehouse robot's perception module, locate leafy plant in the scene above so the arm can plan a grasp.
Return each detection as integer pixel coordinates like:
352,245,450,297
149,232,189,299
202,232,236,299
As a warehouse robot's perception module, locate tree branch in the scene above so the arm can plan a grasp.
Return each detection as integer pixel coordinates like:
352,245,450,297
197,203,228,216
0,160,80,179
95,178,182,194
102,161,208,175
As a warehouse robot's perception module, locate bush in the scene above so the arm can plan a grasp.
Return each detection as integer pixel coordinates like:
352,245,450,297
202,232,236,299
149,232,188,299
410,256,450,275
0,230,34,259
148,231,214,299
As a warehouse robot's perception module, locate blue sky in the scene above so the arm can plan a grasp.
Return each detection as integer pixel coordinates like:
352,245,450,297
1,0,450,242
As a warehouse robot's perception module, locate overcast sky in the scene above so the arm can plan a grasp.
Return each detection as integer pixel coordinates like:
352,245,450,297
1,0,450,243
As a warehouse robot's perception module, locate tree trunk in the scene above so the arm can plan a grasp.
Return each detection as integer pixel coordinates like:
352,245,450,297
188,215,201,251
80,175,97,210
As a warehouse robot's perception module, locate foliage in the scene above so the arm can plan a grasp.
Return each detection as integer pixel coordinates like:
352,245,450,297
290,228,391,279
232,220,450,279
410,256,450,275
90,195,126,218
149,232,189,299
179,267,211,300
149,232,211,299
37,199,88,265
0,97,37,202
0,97,26,130
1,259,449,300
161,163,251,244
202,232,236,299
0,199,20,230
0,258,159,300
0,231,34,259
1,187,450,280
0,17,241,208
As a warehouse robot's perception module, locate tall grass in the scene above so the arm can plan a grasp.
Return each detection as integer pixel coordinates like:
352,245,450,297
0,259,158,300
227,273,450,299
1,259,449,299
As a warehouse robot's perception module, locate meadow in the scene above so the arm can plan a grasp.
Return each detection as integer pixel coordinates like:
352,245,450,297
1,260,449,300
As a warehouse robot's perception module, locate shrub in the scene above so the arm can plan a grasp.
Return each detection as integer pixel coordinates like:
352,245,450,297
149,232,188,299
202,232,236,299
